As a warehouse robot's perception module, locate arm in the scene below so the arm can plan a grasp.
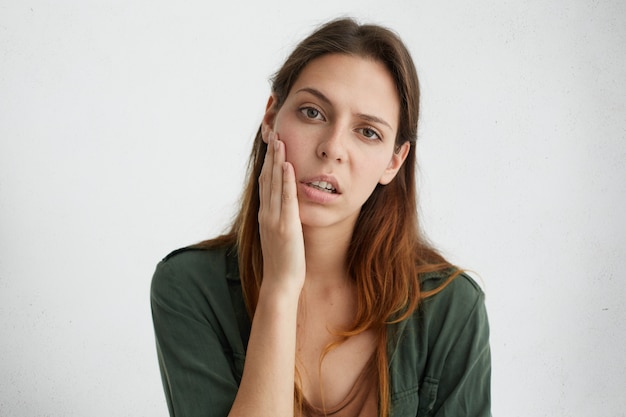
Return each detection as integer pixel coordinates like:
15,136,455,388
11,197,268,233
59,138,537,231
228,133,305,417
152,135,303,417
151,257,242,417
418,275,491,417
228,282,300,416
431,292,490,416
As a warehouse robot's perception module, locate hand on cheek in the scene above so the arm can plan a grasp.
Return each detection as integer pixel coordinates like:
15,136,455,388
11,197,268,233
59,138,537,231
258,132,306,294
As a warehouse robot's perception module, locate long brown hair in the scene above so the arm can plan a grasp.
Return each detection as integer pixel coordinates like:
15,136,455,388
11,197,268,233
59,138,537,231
198,17,458,417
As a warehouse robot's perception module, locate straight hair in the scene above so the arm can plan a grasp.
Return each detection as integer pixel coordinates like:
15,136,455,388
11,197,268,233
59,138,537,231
198,17,459,416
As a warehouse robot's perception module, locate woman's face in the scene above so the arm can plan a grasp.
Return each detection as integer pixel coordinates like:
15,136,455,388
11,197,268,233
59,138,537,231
262,53,409,231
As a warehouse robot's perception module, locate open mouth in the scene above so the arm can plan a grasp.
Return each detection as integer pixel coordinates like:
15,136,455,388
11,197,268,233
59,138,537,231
308,180,337,193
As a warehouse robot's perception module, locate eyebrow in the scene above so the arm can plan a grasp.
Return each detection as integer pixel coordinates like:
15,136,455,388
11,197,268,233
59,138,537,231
295,87,393,131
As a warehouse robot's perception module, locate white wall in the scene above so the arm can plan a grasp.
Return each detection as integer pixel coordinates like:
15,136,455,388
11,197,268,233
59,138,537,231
1,1,624,416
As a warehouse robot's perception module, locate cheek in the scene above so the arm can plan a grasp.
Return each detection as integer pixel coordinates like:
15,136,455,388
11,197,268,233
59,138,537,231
354,153,393,186
273,113,298,145
274,117,316,166
357,150,392,172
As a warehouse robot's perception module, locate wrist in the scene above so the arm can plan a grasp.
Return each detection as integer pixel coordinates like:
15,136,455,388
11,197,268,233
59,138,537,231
257,278,302,310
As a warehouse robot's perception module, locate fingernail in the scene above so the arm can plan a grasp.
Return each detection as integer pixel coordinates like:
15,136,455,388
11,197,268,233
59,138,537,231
274,138,280,150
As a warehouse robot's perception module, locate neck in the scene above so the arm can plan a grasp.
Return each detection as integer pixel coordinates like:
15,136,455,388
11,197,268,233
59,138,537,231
302,223,353,285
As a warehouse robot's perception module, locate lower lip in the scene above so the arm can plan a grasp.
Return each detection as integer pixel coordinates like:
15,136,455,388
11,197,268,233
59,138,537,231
299,182,340,204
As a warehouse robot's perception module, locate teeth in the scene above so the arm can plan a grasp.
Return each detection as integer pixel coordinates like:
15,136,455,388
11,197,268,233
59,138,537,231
310,180,336,193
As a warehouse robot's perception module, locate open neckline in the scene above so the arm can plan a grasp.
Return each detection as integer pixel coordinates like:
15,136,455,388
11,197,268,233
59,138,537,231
300,354,377,416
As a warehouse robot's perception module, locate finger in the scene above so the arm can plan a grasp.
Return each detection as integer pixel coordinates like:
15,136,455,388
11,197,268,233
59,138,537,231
259,133,274,216
269,137,285,220
281,161,300,224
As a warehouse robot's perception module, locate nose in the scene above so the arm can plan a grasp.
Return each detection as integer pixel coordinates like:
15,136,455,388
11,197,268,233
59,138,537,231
316,127,347,162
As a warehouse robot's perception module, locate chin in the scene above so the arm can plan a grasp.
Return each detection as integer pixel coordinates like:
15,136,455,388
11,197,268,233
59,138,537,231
298,213,334,229
298,206,359,231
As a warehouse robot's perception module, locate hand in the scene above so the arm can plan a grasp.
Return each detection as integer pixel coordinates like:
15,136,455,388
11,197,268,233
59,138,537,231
258,132,306,294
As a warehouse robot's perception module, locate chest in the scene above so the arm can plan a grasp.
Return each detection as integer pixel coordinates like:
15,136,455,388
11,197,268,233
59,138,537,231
295,287,379,412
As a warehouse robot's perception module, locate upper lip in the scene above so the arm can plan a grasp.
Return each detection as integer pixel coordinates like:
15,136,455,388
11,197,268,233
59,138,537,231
300,175,341,193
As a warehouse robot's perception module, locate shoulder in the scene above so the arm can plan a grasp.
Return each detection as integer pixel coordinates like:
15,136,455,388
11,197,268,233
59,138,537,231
150,245,240,309
155,244,238,280
419,269,485,318
398,269,489,354
159,245,237,274
390,269,487,345
414,269,489,358
387,270,490,411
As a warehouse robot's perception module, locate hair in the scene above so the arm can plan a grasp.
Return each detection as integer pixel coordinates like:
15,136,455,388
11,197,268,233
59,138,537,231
197,17,459,417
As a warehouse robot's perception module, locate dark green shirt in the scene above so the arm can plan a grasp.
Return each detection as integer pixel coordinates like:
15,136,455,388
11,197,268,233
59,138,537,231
151,246,491,416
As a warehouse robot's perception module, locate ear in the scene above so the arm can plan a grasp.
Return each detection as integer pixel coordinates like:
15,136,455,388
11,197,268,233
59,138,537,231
379,142,411,185
261,94,278,144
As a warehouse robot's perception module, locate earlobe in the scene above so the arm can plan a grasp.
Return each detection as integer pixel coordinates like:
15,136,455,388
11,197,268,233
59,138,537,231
261,95,278,144
379,141,411,185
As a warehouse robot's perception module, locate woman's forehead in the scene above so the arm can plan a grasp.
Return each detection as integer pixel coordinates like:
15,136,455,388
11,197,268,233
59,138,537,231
289,54,400,127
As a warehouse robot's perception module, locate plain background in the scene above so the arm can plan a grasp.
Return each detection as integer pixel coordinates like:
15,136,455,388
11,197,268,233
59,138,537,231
1,1,625,416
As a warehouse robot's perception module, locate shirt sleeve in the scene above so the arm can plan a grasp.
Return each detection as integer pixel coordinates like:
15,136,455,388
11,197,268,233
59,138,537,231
150,258,242,417
418,275,491,417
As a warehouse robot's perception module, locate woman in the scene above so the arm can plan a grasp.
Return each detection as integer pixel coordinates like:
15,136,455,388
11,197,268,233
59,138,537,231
151,18,491,417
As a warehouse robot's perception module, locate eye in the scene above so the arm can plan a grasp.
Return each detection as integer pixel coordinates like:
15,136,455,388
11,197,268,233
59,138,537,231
299,106,325,121
358,127,382,141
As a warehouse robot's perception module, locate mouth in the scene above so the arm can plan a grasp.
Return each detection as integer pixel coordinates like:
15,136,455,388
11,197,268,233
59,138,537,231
307,180,337,194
